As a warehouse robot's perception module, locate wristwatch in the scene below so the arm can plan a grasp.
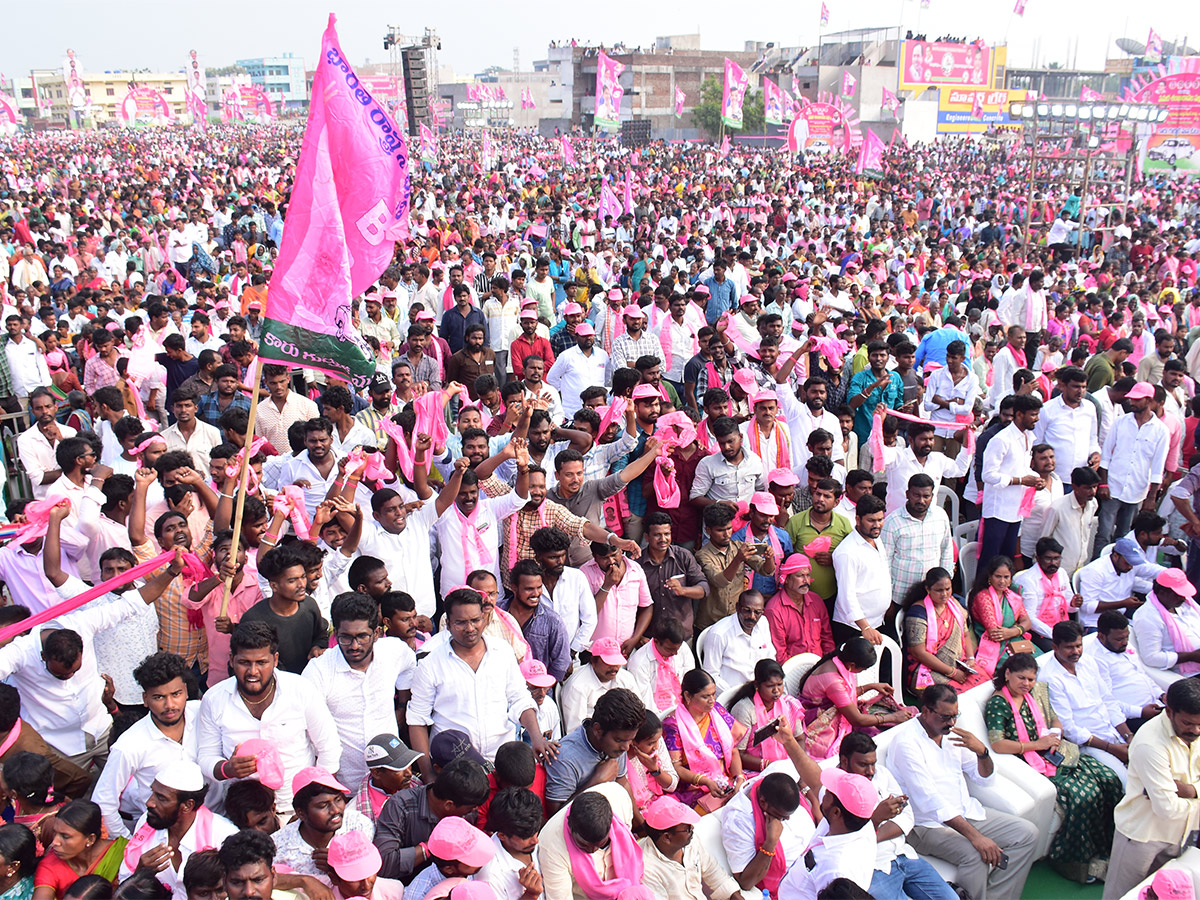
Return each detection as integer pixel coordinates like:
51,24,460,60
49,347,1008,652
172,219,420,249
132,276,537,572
976,748,990,759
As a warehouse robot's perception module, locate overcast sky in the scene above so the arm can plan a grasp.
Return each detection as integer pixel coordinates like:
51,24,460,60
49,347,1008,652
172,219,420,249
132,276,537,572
2,0,1184,82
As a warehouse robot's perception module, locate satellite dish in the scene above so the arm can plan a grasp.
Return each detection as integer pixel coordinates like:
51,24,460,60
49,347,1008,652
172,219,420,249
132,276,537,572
1116,38,1146,55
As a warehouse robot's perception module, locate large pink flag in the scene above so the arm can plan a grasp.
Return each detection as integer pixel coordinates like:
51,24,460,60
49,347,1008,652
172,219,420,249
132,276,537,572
623,171,634,215
521,88,536,110
763,79,785,125
856,129,886,176
674,86,685,117
1080,85,1103,101
881,86,900,114
721,59,750,129
561,136,575,166
599,182,622,222
259,14,410,390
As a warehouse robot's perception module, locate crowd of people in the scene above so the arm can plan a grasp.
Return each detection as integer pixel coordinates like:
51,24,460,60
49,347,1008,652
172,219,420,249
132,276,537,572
0,119,1198,900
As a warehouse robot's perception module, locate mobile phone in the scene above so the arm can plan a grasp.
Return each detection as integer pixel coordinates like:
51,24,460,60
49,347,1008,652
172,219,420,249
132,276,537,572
1043,750,1065,767
955,658,977,675
752,542,770,555
752,721,780,746
997,853,1009,870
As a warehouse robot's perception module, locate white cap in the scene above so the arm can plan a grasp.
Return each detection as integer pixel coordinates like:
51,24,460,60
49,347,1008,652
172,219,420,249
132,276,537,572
156,760,205,793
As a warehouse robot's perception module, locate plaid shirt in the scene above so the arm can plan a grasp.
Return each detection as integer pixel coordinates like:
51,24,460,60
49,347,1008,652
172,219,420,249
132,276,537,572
0,337,13,399
196,391,251,428
133,527,214,669
501,499,589,587
878,505,954,606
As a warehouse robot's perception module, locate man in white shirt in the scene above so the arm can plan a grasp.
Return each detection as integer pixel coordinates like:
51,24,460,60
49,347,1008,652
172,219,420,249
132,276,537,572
701,590,774,695
836,732,959,900
1131,568,1200,682
1088,611,1164,722
832,494,893,646
1012,537,1081,641
886,685,1039,900
869,412,972,515
406,587,550,782
724,767,818,899
778,377,845,470
980,393,1043,566
197,620,342,814
94,652,201,839
3,315,50,407
1077,538,1153,630
558,638,641,733
1097,381,1169,554
545,323,608,422
531,528,597,653
1039,466,1101,578
302,593,417,790
162,387,224,482
17,388,77,500
1043,620,1142,786
434,457,529,596
986,326,1028,412
1033,365,1100,478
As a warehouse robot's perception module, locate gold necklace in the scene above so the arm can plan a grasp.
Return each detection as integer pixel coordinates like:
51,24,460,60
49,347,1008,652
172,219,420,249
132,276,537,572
238,677,276,707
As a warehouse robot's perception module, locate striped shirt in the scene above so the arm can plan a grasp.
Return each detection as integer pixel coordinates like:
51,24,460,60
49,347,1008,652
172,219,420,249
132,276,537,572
133,527,214,668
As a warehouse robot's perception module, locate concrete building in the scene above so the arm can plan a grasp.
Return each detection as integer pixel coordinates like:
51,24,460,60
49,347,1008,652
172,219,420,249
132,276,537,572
11,69,189,126
235,55,307,110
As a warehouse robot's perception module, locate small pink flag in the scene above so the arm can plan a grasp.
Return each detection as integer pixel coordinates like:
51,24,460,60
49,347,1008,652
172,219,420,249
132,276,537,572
674,85,685,117
971,93,984,119
1013,0,1026,15
561,136,575,166
842,71,857,99
1080,86,1103,102
719,134,731,158
881,86,900,114
820,2,830,25
521,88,536,110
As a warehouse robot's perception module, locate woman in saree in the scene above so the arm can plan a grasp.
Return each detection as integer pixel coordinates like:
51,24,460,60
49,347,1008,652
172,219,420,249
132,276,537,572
796,638,911,761
661,669,746,812
902,568,990,696
728,659,806,773
32,801,126,900
969,555,1037,677
984,653,1122,883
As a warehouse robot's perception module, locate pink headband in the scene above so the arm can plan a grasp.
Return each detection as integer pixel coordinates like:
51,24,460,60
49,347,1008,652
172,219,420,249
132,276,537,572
132,434,167,455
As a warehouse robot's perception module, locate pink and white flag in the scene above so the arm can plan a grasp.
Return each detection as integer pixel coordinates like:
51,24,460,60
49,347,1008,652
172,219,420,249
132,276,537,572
521,88,536,110
842,71,857,98
419,123,437,163
820,2,830,25
719,134,731,157
674,85,685,117
259,14,409,390
881,85,900,114
721,58,750,128
1146,28,1163,63
1013,0,1026,15
856,128,886,176
1080,85,1103,102
971,93,984,118
623,171,634,216
561,136,575,166
595,51,625,129
763,79,785,126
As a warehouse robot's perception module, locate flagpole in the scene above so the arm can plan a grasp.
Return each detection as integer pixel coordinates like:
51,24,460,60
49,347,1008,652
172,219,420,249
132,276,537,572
219,356,264,617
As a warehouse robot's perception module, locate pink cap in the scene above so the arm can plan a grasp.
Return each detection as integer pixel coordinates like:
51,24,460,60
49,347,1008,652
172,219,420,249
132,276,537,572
521,297,538,308
779,553,813,575
563,302,584,316
1140,870,1195,900
1125,381,1155,400
291,766,349,798
749,490,779,516
328,831,382,882
751,389,778,407
520,657,557,688
519,309,538,320
768,467,800,487
415,310,436,322
642,795,701,829
590,636,628,666
425,878,468,900
821,768,878,818
235,738,285,789
607,287,625,301
214,300,230,311
621,304,646,319
453,885,500,900
1157,568,1197,599
632,384,661,401
426,816,495,868
731,369,757,393
574,322,596,337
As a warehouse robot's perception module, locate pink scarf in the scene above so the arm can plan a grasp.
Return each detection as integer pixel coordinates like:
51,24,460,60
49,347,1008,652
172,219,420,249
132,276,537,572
1007,344,1027,369
751,778,789,897
659,316,697,373
704,361,729,393
915,595,966,689
454,501,493,574
124,806,215,872
650,641,682,711
976,588,1026,676
751,693,804,763
672,704,734,782
1037,567,1071,629
563,813,644,900
1001,686,1056,776
1149,591,1200,676
748,420,790,471
0,719,22,757
272,486,312,541
490,606,530,662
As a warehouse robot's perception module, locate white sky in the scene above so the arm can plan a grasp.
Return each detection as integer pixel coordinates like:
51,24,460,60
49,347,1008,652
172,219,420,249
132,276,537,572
2,0,1189,82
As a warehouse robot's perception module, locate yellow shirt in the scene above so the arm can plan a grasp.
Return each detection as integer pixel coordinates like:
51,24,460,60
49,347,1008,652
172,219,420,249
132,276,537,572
1114,711,1200,846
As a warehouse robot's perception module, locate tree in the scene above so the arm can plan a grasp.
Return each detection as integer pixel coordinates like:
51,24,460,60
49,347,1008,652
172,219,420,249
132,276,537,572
691,74,766,138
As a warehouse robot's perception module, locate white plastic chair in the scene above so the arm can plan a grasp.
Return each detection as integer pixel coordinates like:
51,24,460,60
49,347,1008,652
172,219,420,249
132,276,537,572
953,519,980,547
783,652,821,697
694,801,761,900
959,541,980,597
696,624,714,671
937,484,960,526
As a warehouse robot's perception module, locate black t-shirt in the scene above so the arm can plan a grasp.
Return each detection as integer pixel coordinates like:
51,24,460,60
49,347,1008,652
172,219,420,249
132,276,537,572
240,596,329,674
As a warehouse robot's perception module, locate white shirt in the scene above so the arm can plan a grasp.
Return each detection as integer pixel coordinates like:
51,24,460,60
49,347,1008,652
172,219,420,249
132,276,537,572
195,671,342,813
1131,595,1200,675
277,451,341,518
1033,396,1100,474
16,423,76,500
546,345,609,419
1018,475,1065,559
626,640,697,716
302,638,417,789
723,762,816,873
118,808,240,900
0,590,147,754
690,449,766,504
4,337,50,398
778,390,844,469
923,367,979,424
478,834,540,900
434,492,528,595
358,504,440,617
702,613,774,695
778,819,878,900
986,345,1023,410
832,528,893,629
1092,387,1120,447
872,443,972,516
885,718,994,827
866,764,919,870
981,422,1037,522
1077,555,1141,629
541,566,597,653
1084,632,1162,714
407,635,536,762
740,420,795,474
1041,652,1127,746
1040,491,1099,577
93,699,204,839
1012,564,1073,639
558,664,641,733
330,420,378,457
162,420,223,482
1101,412,1169,504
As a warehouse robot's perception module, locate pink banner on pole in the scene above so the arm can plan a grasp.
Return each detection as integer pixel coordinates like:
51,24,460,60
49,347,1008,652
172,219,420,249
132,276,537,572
1146,28,1163,64
1080,86,1103,102
119,87,173,125
595,51,625,130
1013,0,1026,15
856,129,886,176
521,87,536,110
721,58,750,129
599,182,621,222
419,123,437,163
842,71,857,98
971,93,984,118
674,85,685,117
763,79,785,125
258,14,410,390
719,134,731,157
561,136,575,166
186,49,207,130
623,171,634,215
820,2,830,24
881,85,900,113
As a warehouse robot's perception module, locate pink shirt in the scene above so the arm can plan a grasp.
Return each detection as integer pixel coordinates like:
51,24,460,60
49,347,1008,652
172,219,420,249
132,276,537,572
186,569,264,687
581,557,652,645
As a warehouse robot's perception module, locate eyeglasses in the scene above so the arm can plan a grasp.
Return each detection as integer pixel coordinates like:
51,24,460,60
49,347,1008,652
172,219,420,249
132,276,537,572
932,712,959,724
336,633,374,647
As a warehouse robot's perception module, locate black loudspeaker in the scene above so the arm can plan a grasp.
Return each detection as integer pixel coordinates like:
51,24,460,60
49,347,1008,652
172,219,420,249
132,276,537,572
620,119,651,147
402,48,429,136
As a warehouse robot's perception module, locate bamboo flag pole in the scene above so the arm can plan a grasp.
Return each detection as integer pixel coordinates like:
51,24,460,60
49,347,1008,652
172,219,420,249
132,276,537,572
220,356,264,617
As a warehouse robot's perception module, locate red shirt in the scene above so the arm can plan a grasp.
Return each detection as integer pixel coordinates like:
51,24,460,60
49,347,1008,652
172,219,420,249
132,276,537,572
476,764,548,833
509,333,556,379
764,588,834,661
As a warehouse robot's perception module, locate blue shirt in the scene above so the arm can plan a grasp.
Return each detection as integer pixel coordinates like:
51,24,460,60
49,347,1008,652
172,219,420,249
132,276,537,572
703,276,739,325
914,326,967,370
497,595,571,683
732,524,793,597
544,724,628,803
440,305,487,354
848,368,904,443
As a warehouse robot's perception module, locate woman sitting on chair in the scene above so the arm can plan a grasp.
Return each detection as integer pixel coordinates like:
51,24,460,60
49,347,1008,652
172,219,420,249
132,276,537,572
903,567,990,696
969,554,1037,677
727,659,806,773
984,653,1123,883
661,669,746,812
796,638,912,760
